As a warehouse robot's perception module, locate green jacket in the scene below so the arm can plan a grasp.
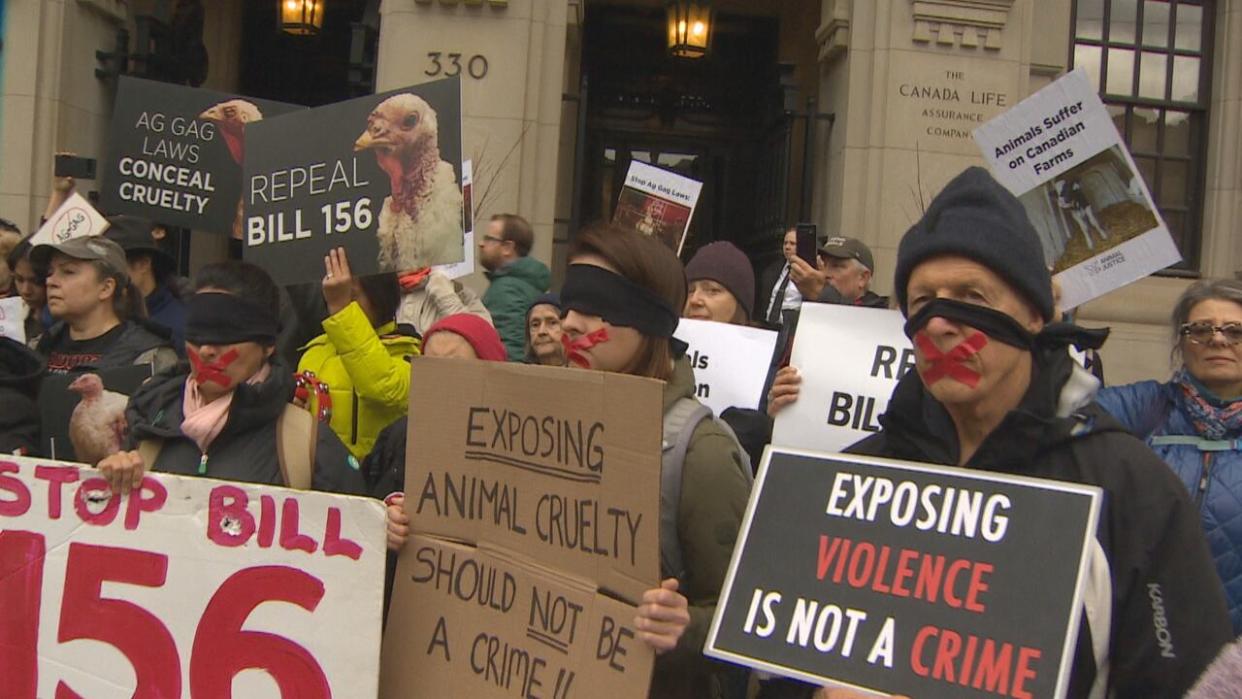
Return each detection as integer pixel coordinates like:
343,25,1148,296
652,357,752,699
297,302,421,460
482,255,550,361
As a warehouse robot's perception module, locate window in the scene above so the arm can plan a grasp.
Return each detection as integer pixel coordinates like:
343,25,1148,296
1072,0,1214,272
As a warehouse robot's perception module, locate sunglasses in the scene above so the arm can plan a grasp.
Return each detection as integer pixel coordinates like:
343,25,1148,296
1180,322,1242,345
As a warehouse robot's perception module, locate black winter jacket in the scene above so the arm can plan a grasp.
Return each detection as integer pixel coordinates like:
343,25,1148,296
0,338,43,454
37,319,177,374
124,359,366,495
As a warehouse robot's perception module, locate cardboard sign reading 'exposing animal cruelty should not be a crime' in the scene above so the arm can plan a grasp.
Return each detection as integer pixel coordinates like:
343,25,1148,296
243,78,465,285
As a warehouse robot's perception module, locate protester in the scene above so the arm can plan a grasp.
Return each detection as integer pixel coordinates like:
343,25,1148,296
758,227,802,328
479,213,550,360
5,236,48,348
765,167,1232,698
0,221,21,296
524,292,566,366
33,236,177,376
395,267,491,336
105,215,188,353
1095,278,1242,633
817,237,888,308
559,224,750,698
96,261,365,496
0,336,43,454
297,247,420,461
684,241,754,324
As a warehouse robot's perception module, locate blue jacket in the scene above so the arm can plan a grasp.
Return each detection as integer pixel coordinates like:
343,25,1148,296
1097,380,1242,633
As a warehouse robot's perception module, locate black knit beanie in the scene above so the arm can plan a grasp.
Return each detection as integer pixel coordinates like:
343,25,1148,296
684,241,756,320
894,166,1054,321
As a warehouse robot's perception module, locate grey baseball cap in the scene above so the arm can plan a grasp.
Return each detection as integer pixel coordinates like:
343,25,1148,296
818,236,874,271
31,235,129,281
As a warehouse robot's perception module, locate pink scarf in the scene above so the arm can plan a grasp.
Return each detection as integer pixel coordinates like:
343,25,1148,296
181,363,272,453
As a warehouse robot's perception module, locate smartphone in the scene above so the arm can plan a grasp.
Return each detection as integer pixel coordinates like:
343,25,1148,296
54,155,97,180
795,223,818,266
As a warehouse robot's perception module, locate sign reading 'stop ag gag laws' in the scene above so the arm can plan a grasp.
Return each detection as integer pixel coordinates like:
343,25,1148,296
0,455,386,698
100,77,302,236
772,304,913,453
381,359,663,699
245,78,465,285
707,449,1101,699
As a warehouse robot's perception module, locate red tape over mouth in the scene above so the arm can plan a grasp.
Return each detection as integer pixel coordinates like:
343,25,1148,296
561,328,610,368
914,331,988,388
188,347,241,387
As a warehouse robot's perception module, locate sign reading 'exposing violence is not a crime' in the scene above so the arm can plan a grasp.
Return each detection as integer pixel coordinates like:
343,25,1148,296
706,449,1101,699
0,455,386,698
244,77,465,285
100,77,302,235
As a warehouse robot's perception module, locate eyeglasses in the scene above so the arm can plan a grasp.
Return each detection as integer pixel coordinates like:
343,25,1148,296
1180,322,1242,345
481,235,505,244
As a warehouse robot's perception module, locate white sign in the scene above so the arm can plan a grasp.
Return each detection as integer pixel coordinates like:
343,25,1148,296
30,192,110,247
435,159,474,279
973,68,1179,309
674,318,778,414
771,304,912,453
0,296,26,343
613,161,703,255
0,455,386,698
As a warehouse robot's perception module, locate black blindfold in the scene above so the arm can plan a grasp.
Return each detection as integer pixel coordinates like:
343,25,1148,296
186,292,278,346
560,264,679,338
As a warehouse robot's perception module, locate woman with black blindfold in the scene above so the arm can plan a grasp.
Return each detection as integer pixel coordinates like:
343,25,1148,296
97,261,366,496
559,225,752,699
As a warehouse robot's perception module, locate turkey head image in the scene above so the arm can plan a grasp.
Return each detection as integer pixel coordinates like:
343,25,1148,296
354,93,464,272
200,99,264,240
67,373,129,467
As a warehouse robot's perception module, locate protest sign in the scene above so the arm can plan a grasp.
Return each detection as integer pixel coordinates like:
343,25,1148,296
404,358,662,603
706,448,1101,698
381,535,654,699
38,365,152,464
0,454,386,698
435,159,475,279
612,161,703,255
245,78,465,285
29,192,110,246
99,77,302,236
673,318,778,414
772,303,912,453
973,68,1179,309
0,296,26,343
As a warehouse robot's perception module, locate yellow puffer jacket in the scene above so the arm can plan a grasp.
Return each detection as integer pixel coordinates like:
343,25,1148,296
297,302,421,460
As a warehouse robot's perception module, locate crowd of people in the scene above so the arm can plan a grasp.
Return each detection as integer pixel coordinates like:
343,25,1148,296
3,163,1241,697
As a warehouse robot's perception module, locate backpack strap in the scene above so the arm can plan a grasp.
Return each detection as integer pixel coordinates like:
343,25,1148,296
136,439,163,472
1149,435,1242,451
276,404,317,490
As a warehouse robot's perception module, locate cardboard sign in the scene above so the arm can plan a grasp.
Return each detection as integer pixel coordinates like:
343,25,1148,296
245,78,465,285
706,448,1101,698
0,454,386,698
612,161,703,255
38,365,152,464
29,192,110,246
99,77,302,235
772,304,912,453
673,318,778,414
381,535,654,699
0,296,26,343
973,68,1179,309
435,159,475,279
403,358,662,603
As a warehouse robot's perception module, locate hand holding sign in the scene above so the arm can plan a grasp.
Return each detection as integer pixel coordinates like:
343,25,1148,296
635,578,691,653
98,449,148,495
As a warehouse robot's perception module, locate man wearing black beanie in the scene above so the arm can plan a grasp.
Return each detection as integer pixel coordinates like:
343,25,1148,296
763,167,1230,699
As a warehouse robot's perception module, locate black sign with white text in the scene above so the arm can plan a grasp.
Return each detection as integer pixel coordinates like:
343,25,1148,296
100,77,301,235
706,449,1100,699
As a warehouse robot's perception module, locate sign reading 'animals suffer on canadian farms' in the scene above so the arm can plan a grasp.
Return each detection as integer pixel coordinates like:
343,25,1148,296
244,77,465,285
380,359,662,699
100,77,302,237
706,449,1102,699
0,455,386,697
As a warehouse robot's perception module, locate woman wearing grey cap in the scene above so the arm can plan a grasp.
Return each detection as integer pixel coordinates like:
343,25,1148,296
32,235,176,376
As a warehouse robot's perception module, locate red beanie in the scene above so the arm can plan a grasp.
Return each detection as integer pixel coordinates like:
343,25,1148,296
423,314,507,362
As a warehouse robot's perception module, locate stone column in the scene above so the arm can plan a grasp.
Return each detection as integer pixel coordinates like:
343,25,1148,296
813,0,1070,297
376,0,570,285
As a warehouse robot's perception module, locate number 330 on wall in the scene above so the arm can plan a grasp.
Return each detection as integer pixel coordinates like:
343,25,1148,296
426,52,489,79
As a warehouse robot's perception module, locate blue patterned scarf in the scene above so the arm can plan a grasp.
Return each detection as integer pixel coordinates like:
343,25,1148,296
1173,367,1242,440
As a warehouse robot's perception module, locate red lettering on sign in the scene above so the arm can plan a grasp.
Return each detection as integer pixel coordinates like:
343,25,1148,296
208,485,256,546
0,530,44,697
190,566,330,697
323,507,362,560
72,478,120,526
124,477,168,530
34,466,79,519
258,494,277,547
0,461,32,517
280,498,318,554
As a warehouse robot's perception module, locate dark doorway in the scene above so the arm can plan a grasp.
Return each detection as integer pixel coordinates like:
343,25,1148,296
578,5,792,261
